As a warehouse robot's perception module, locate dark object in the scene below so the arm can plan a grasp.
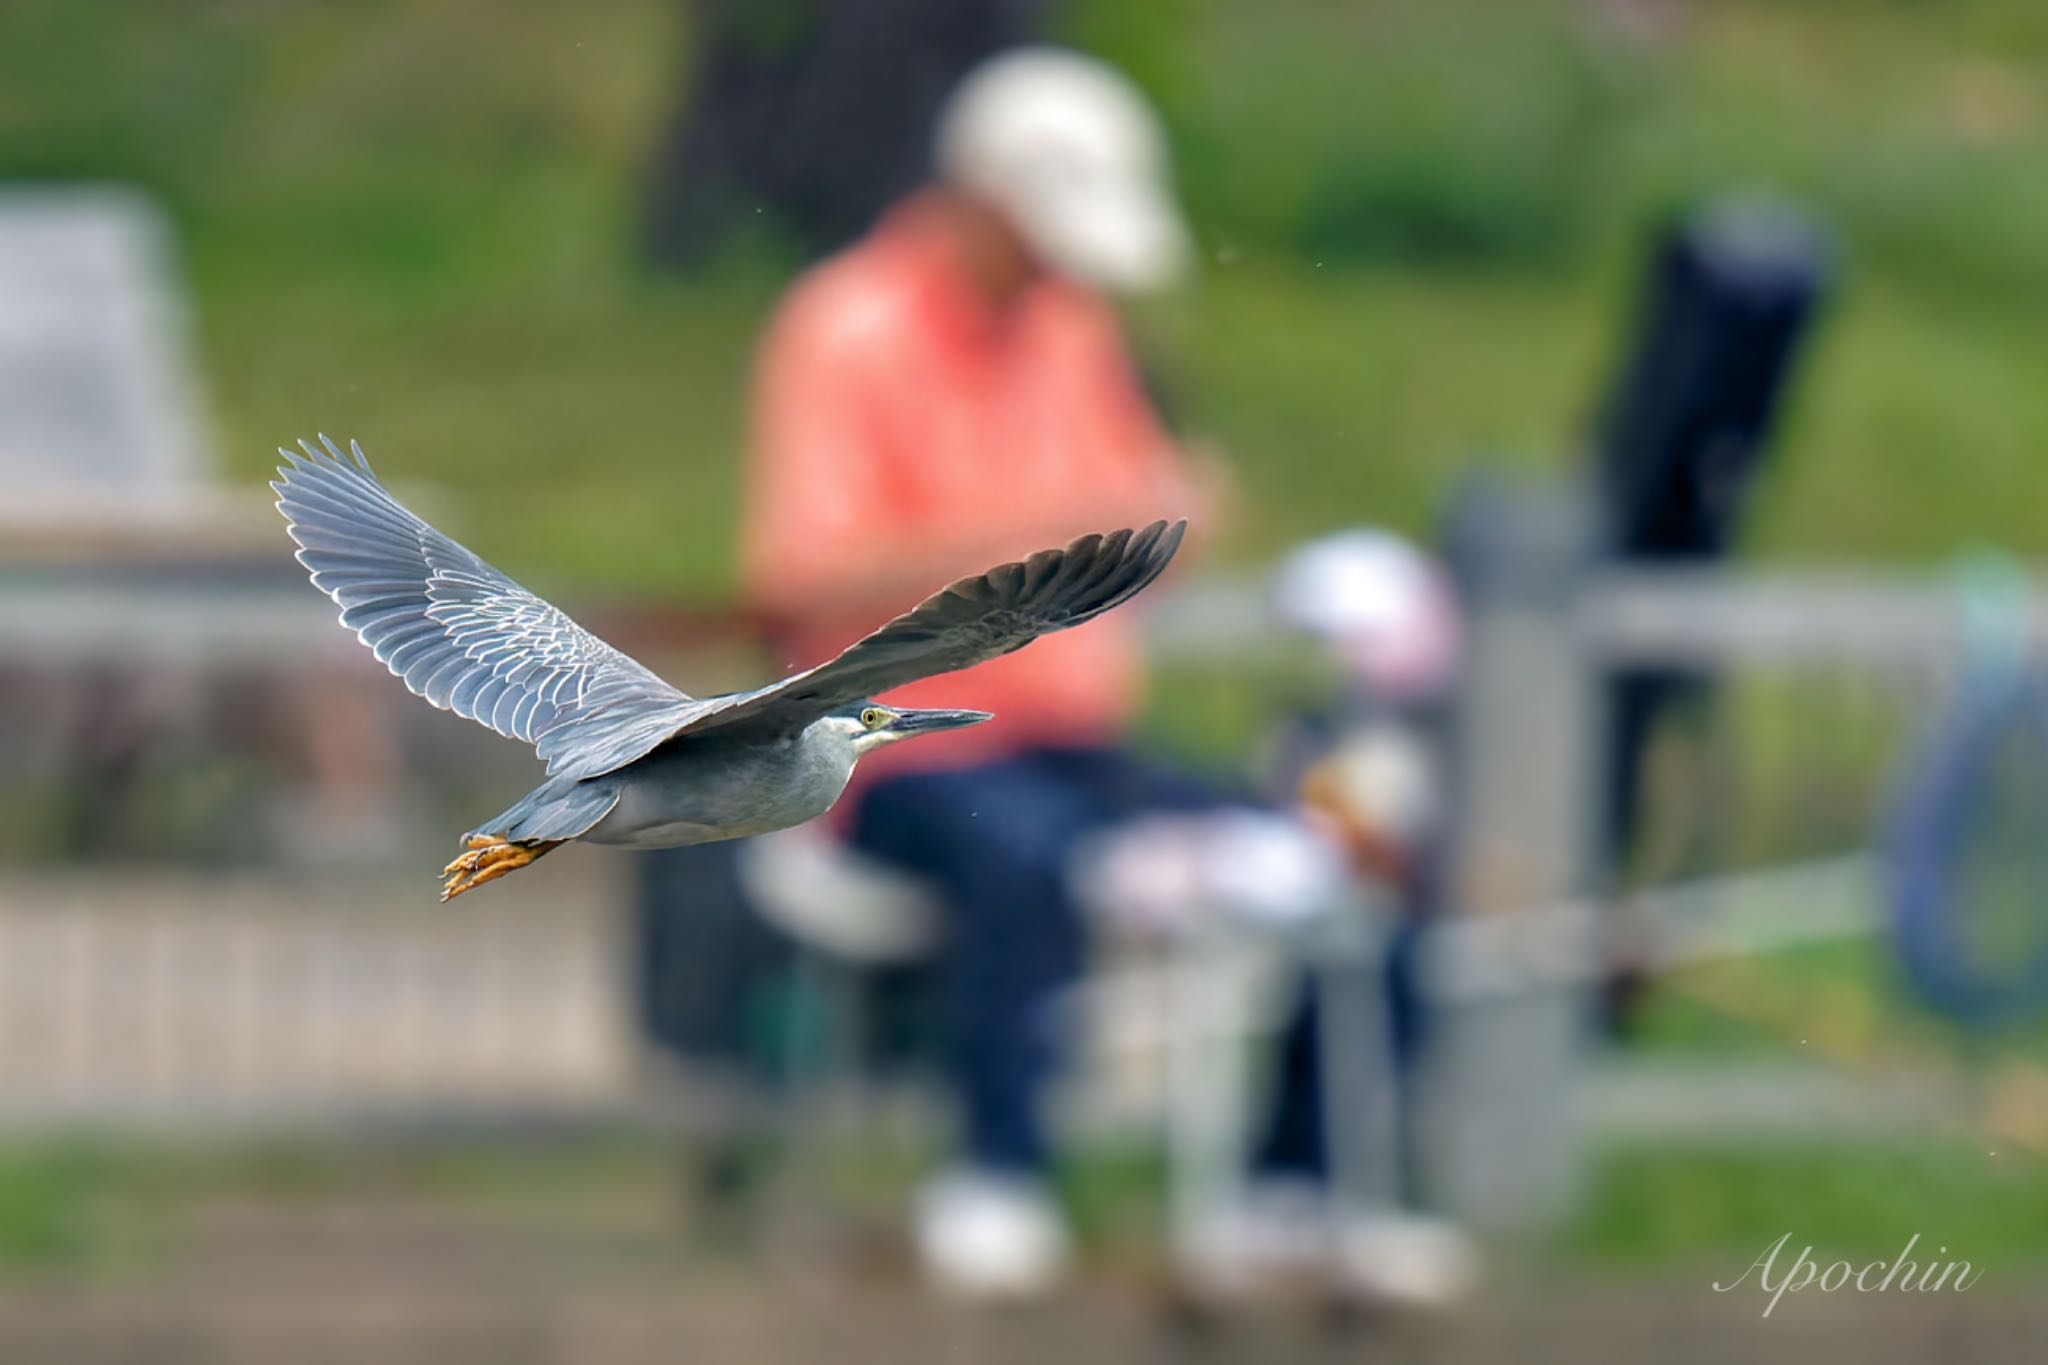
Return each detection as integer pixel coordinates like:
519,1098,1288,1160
636,841,937,1080
1591,198,1832,869
1594,198,1832,559
642,0,1047,268
636,842,792,1067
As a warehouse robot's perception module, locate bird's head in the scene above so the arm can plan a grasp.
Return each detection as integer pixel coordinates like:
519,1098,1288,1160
820,701,994,756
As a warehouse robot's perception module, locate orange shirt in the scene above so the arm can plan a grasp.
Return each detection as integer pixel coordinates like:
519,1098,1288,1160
742,196,1196,786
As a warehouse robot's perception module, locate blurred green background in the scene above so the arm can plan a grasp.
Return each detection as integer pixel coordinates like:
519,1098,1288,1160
5,0,2047,598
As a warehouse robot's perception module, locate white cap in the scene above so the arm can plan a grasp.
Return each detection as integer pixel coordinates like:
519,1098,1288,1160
1273,530,1463,700
935,47,1191,293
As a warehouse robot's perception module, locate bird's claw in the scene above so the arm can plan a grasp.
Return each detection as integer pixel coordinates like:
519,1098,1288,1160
440,835,540,901
441,832,498,875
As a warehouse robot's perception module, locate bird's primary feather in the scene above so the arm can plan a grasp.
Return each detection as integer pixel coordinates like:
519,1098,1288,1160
273,436,700,780
275,436,1187,782
653,519,1189,745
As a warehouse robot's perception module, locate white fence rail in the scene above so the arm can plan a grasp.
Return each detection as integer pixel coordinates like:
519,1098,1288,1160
0,873,635,1126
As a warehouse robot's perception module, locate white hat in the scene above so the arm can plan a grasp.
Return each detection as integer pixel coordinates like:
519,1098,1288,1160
1273,530,1463,700
936,47,1191,293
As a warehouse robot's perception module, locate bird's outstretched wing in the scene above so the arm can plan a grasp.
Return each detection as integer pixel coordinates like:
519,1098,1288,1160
653,519,1188,746
273,436,699,781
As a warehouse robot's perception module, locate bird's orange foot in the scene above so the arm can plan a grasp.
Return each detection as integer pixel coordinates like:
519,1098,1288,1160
440,835,555,901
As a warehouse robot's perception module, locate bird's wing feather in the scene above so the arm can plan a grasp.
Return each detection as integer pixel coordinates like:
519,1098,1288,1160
274,436,699,780
649,519,1188,749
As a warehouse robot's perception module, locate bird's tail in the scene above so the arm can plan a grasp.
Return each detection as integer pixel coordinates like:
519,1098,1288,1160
468,778,621,846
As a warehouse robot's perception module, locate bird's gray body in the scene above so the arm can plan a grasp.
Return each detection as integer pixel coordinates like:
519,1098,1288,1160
488,723,856,851
272,435,1186,897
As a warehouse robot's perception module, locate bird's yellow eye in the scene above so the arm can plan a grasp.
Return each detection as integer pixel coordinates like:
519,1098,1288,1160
860,707,887,728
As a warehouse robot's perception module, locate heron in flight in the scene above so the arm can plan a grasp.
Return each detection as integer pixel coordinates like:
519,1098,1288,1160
273,437,1186,900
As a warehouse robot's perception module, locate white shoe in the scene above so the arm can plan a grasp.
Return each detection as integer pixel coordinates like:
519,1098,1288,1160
1334,1212,1479,1307
914,1169,1071,1300
1180,1179,1334,1296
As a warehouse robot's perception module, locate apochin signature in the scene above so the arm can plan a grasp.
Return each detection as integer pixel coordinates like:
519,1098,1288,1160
1715,1233,1982,1317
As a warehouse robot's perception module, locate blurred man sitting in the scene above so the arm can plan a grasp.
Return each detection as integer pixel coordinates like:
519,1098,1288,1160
741,48,1213,1296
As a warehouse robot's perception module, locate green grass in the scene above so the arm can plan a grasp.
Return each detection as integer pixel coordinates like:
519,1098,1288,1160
3,1129,2043,1279
0,1146,114,1268
1573,1141,2048,1268
0,1133,688,1275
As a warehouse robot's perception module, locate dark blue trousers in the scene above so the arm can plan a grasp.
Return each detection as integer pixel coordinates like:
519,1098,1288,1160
849,745,1219,1174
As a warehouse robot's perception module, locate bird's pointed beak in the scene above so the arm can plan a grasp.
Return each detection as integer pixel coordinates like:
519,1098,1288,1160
889,707,994,736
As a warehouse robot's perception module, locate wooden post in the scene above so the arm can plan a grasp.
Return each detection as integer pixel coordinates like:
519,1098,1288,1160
1420,475,1602,1230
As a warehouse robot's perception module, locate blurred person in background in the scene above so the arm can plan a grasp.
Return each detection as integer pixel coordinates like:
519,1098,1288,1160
1234,530,1477,1305
741,47,1216,1297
